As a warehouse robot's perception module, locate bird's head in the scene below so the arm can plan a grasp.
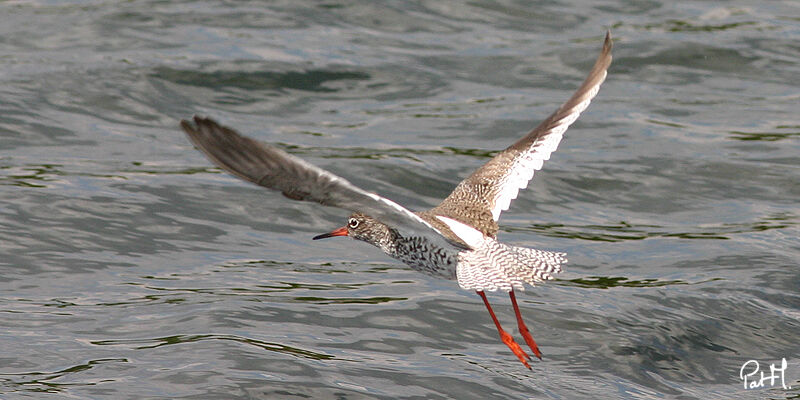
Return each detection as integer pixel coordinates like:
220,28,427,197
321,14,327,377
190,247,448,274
313,213,392,248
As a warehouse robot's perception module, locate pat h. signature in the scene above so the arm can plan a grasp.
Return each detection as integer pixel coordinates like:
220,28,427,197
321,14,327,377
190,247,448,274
740,358,790,390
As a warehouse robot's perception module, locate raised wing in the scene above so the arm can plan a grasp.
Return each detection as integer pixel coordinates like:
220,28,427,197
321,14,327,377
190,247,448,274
432,32,613,236
181,116,468,251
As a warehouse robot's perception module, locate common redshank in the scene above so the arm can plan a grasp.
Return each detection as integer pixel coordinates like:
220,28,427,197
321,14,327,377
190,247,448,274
181,32,612,369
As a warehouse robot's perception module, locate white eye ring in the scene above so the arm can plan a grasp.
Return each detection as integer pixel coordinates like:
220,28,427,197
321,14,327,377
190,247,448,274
348,218,359,229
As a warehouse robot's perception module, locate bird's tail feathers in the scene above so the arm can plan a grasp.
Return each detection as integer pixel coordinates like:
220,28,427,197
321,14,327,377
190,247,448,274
456,240,566,292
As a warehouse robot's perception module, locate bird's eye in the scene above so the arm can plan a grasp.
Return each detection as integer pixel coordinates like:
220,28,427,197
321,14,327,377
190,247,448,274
348,218,359,229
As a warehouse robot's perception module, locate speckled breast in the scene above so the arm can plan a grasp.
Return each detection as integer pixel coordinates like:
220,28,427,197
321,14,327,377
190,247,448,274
389,235,460,280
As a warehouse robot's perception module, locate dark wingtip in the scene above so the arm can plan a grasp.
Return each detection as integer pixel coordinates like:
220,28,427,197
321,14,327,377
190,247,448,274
180,115,218,130
604,30,613,51
179,118,195,134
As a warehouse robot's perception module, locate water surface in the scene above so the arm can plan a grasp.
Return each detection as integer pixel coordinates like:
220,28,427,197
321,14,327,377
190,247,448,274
1,1,798,399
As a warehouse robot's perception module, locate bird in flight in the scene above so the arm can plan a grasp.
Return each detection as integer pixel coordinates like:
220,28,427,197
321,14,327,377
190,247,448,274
181,32,612,369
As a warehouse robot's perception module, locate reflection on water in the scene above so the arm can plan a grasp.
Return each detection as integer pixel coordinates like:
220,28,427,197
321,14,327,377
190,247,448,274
0,358,130,394
92,334,334,360
557,276,695,288
514,213,797,242
729,126,800,142
154,67,371,93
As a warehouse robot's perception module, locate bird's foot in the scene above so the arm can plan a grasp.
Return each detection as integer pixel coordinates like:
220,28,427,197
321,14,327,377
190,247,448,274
508,289,543,360
498,329,531,369
516,321,542,360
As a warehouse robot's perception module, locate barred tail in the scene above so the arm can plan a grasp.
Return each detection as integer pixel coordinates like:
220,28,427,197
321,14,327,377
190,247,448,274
455,239,567,292
504,245,566,289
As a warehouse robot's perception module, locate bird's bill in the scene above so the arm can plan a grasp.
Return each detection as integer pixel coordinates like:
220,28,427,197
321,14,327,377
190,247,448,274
312,226,348,240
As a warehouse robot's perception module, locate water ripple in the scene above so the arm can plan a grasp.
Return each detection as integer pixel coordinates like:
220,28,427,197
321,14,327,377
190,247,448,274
90,334,333,360
0,358,128,394
512,213,797,242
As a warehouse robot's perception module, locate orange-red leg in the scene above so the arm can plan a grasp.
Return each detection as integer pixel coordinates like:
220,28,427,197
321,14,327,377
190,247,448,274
509,289,542,360
477,290,531,369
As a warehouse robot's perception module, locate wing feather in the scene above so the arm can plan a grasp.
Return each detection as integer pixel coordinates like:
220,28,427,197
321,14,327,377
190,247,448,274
433,32,613,235
181,116,468,251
